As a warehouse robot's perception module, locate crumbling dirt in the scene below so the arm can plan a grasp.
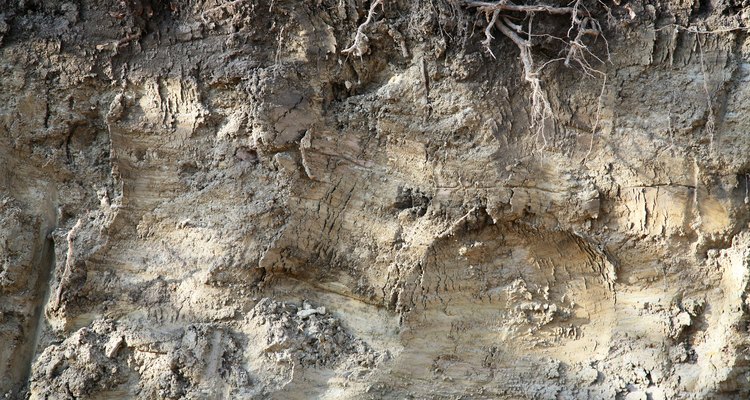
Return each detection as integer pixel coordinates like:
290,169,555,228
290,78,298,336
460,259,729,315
1,0,750,398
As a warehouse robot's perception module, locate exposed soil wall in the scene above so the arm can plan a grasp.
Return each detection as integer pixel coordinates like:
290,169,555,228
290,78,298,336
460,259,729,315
1,0,749,398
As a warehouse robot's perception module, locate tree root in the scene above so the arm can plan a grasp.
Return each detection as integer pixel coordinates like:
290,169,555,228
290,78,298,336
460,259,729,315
342,0,384,57
466,0,609,150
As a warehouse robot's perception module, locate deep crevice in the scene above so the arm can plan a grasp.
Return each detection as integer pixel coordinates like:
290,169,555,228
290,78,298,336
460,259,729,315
16,228,56,397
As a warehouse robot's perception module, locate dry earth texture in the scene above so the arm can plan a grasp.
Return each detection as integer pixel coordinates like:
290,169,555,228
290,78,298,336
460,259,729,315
1,0,750,399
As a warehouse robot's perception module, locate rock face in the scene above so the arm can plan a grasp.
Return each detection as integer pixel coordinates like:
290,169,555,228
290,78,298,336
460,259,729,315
1,0,749,398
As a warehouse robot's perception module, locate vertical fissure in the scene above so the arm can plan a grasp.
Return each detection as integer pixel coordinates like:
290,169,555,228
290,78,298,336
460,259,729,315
16,228,56,397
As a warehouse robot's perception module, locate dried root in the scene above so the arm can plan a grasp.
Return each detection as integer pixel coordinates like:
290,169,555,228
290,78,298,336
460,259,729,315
340,0,610,152
342,0,384,57
466,0,609,149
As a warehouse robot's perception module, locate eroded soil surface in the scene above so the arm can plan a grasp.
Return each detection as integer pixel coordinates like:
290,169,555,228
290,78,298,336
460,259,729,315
1,0,750,398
